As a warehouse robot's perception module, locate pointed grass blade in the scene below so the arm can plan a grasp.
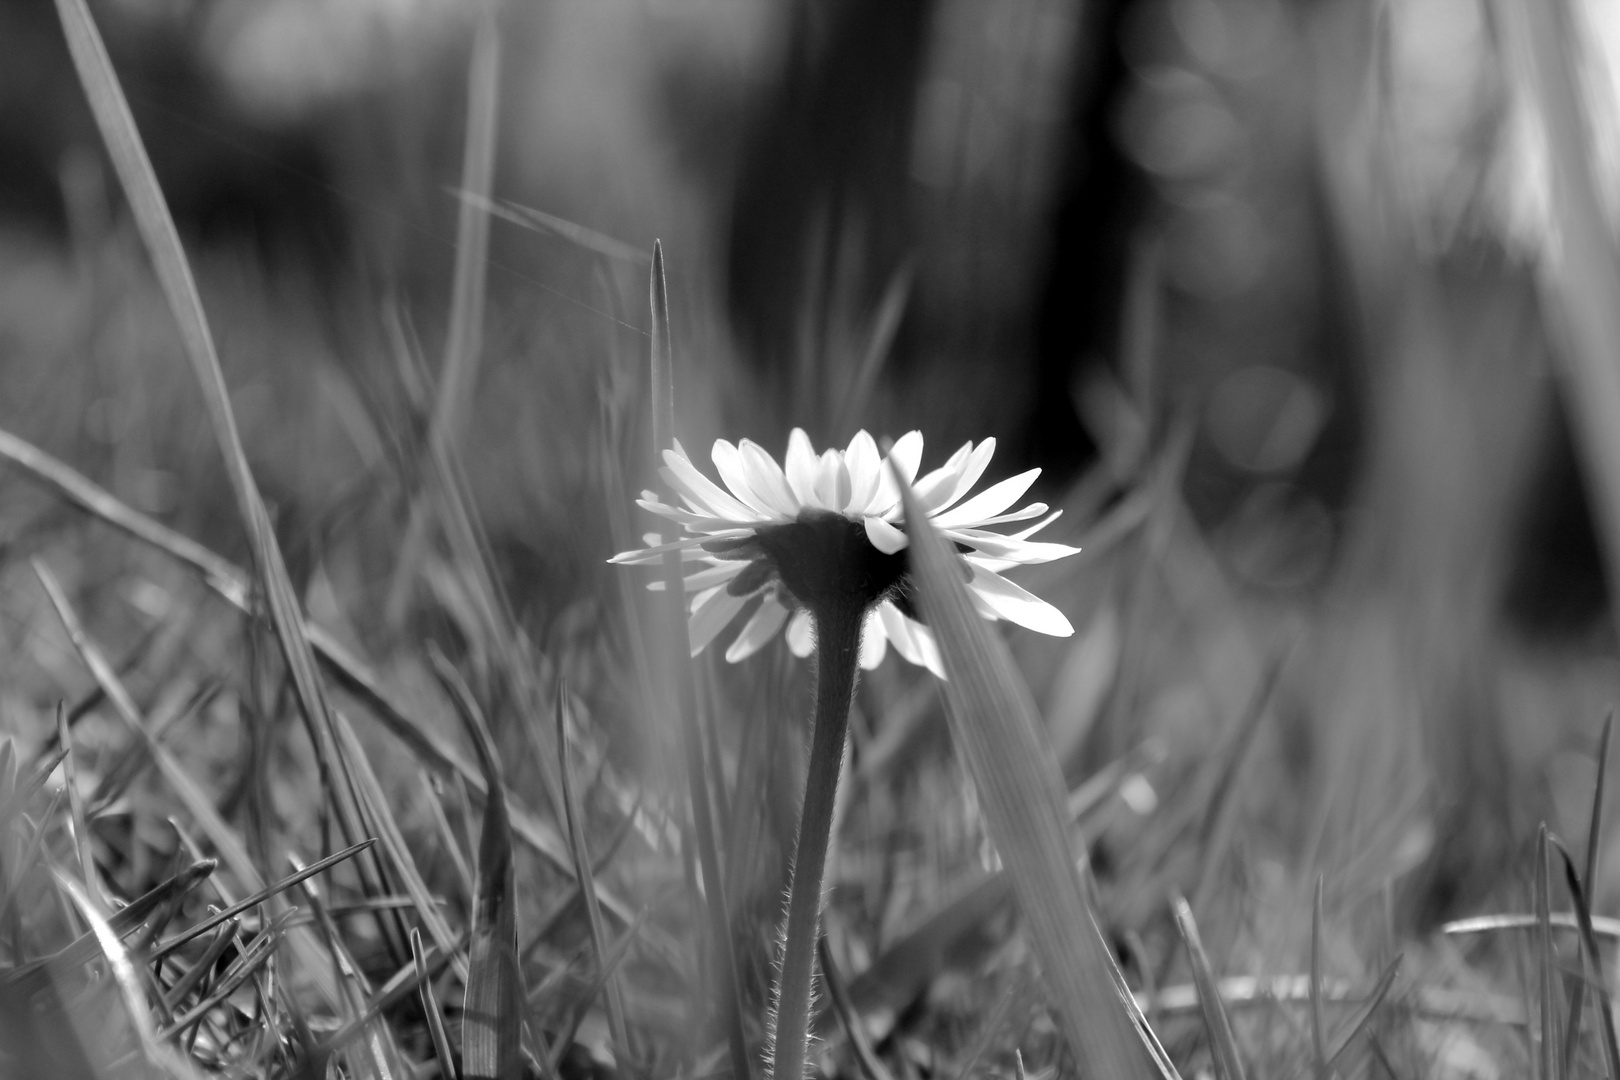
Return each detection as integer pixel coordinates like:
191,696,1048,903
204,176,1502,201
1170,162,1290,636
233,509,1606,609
413,928,458,1080
1323,955,1402,1071
435,655,525,1080
647,241,750,1079
1553,839,1620,1078
895,470,1155,1075
1170,896,1247,1080
1536,825,1562,1080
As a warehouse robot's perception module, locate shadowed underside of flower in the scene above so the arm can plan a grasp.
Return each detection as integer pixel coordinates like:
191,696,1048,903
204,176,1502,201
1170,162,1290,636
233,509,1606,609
609,428,1080,677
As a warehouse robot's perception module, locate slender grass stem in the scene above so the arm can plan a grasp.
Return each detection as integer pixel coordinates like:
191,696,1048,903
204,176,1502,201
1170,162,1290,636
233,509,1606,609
770,597,864,1080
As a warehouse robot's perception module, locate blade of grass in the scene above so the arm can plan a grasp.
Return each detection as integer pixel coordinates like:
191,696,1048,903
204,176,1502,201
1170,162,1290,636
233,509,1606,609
0,786,66,932
1310,876,1328,1078
413,928,458,1080
148,839,375,963
555,683,630,1065
56,704,99,905
1536,825,1561,1080
162,918,240,1011
388,7,501,627
52,0,386,937
3,857,214,983
435,654,525,1080
543,911,647,1075
1562,712,1612,1075
1323,956,1402,1070
895,467,1155,1075
1553,839,1620,1077
55,870,201,1079
648,240,750,1079
1171,896,1247,1080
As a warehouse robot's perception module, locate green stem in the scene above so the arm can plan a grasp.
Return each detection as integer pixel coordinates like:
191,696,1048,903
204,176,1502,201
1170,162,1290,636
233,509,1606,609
770,597,865,1080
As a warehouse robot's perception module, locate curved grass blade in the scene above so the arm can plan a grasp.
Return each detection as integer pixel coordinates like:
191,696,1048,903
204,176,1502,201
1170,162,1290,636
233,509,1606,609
56,870,204,1079
1171,896,1247,1080
2,857,214,985
1562,712,1612,1075
1323,955,1402,1070
434,654,525,1080
895,466,1155,1075
413,928,458,1080
1552,839,1620,1078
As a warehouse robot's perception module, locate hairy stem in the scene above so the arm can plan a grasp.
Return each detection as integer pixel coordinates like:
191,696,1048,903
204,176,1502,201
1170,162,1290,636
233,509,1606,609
769,598,864,1080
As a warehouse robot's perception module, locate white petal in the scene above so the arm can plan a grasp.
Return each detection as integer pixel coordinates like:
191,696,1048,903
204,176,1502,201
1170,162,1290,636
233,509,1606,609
844,431,882,514
609,531,748,564
869,430,924,517
647,562,747,592
912,440,973,506
814,449,851,511
662,450,759,521
968,565,1075,636
922,439,998,514
954,532,1082,564
931,468,1042,529
785,607,816,657
711,440,776,517
876,600,924,667
635,498,758,531
688,587,750,654
887,431,924,485
740,439,801,516
725,596,791,662
910,621,945,678
785,428,819,505
859,608,888,669
863,516,909,554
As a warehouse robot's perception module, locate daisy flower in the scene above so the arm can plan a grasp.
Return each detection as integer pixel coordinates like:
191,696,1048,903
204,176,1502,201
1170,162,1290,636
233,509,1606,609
609,428,1080,677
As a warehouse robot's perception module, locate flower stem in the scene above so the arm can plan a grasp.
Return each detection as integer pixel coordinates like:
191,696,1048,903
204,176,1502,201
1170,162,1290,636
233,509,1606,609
769,597,865,1080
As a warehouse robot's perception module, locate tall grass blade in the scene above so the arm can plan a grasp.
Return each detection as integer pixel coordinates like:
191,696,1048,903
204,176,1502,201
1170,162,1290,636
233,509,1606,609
555,684,630,1065
436,655,525,1080
1535,825,1561,1080
648,240,751,1079
1553,839,1620,1078
413,927,458,1080
1562,711,1611,1074
55,704,99,905
1310,876,1327,1077
51,0,378,903
388,8,501,626
1170,896,1247,1080
895,470,1155,1075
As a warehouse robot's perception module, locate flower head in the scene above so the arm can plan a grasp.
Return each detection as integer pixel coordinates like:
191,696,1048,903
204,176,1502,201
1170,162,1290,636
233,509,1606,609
610,429,1080,677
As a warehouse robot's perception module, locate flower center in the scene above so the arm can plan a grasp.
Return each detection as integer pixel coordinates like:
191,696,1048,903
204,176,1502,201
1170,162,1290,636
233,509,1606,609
753,508,908,614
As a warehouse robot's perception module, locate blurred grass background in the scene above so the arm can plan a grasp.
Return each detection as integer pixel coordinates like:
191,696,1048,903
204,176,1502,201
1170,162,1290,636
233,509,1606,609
3,0,1620,1075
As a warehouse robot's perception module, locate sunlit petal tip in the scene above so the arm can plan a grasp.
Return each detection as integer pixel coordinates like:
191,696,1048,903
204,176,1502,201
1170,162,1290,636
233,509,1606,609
785,608,815,657
863,516,909,554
